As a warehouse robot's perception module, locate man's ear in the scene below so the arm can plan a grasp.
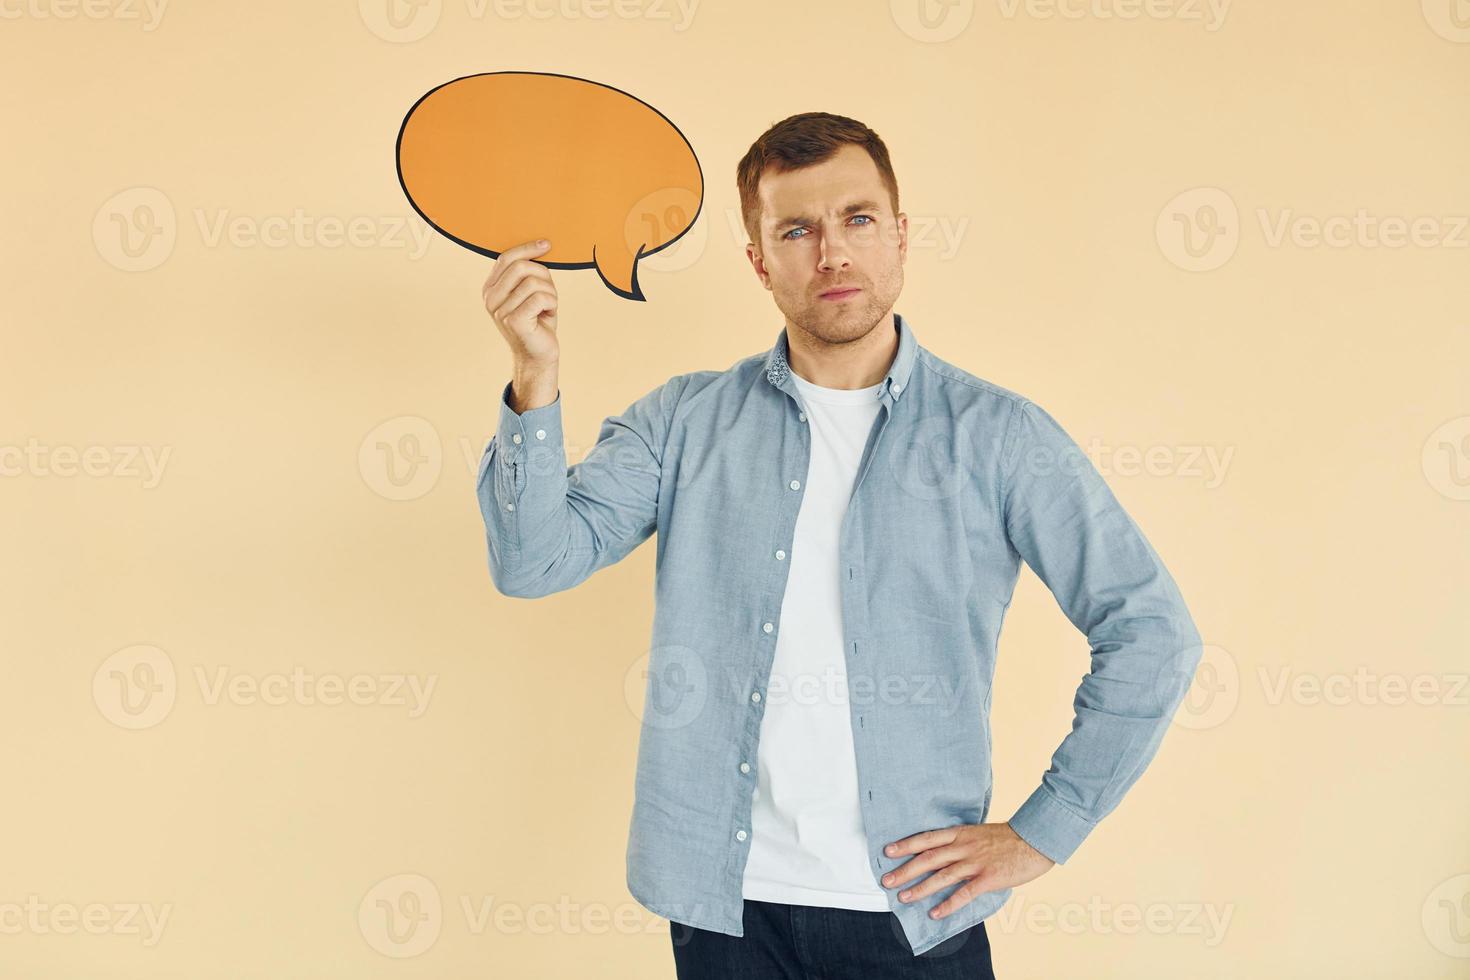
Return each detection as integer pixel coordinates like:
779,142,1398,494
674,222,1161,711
746,242,772,291
896,211,909,264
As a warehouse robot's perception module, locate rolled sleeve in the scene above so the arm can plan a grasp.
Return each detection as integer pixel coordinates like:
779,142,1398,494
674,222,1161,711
1000,399,1203,865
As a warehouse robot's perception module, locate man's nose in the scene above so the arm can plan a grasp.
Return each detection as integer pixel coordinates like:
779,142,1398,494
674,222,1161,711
818,230,852,272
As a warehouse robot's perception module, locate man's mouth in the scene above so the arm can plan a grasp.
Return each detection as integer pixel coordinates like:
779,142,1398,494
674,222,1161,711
819,287,862,301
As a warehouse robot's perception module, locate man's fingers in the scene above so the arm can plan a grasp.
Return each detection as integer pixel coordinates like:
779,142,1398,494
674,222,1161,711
886,827,956,857
501,288,557,331
483,254,552,303
483,258,553,317
895,861,969,905
883,843,965,890
893,863,952,905
484,239,551,292
493,275,554,325
927,877,986,920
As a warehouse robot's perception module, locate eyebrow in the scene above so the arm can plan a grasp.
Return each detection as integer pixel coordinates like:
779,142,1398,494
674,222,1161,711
772,199,884,232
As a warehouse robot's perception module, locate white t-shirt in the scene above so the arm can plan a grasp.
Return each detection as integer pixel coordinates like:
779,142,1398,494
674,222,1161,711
740,368,891,911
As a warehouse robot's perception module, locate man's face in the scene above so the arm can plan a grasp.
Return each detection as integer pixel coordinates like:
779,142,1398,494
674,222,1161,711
746,143,908,345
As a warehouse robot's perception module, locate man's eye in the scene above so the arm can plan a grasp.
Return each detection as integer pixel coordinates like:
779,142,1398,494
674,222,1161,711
784,216,873,240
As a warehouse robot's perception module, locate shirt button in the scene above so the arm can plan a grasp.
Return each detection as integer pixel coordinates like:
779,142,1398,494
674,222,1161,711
762,622,773,633
798,412,807,422
736,829,748,842
775,549,785,561
505,502,514,511
739,761,751,774
789,480,800,490
512,433,522,444
751,691,761,703
892,383,903,394
535,429,546,440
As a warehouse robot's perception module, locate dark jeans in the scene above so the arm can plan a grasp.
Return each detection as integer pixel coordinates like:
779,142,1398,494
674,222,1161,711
670,899,996,979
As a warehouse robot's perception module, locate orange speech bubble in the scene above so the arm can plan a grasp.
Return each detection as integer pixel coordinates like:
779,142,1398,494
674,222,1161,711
396,71,704,301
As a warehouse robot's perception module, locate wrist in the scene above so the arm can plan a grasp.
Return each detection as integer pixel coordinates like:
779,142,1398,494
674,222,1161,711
510,363,559,414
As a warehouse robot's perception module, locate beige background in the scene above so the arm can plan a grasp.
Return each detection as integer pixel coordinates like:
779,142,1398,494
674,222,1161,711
2,0,1467,977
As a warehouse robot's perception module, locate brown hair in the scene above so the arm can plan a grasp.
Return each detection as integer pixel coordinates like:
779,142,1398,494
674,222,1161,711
736,111,900,245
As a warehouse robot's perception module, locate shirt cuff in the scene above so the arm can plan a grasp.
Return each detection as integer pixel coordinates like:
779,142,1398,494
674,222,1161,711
478,379,565,499
1007,784,1098,865
499,376,563,441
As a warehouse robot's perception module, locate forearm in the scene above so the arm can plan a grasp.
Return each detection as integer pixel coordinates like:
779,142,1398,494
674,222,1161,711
477,375,572,597
1009,599,1203,864
475,371,678,599
1000,397,1205,864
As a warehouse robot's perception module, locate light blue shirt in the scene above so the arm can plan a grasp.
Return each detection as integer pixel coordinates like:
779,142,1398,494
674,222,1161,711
475,312,1203,957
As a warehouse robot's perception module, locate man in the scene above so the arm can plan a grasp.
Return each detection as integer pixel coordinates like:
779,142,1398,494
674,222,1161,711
475,111,1203,978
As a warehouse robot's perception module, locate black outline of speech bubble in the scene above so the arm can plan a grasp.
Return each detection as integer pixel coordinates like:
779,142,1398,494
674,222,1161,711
396,69,705,302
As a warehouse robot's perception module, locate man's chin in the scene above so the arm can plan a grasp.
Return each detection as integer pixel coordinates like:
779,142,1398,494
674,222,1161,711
799,309,859,340
818,303,881,333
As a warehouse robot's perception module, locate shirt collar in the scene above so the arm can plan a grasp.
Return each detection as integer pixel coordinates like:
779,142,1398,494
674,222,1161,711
763,311,917,403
